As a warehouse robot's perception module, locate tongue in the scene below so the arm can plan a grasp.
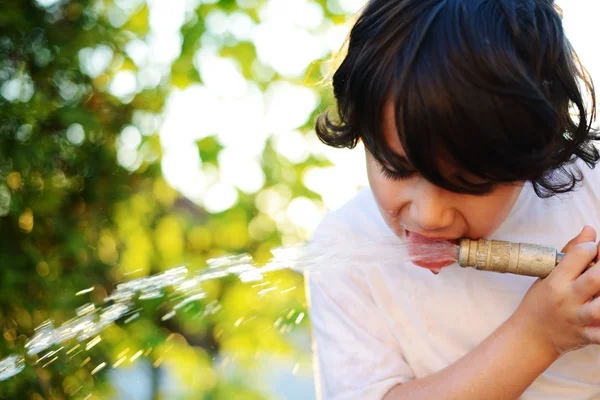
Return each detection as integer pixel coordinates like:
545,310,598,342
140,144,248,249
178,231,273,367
406,231,458,270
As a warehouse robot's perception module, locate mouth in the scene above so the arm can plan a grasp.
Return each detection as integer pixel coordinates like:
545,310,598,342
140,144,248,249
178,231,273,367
404,229,459,270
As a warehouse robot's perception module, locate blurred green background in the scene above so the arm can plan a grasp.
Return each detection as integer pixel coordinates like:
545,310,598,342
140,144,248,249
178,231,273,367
0,0,596,399
0,0,369,398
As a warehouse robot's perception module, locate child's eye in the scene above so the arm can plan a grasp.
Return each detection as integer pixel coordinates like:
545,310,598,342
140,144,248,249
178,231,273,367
379,165,416,181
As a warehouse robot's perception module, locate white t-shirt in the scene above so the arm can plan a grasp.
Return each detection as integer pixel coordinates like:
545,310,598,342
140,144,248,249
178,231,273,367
306,160,600,400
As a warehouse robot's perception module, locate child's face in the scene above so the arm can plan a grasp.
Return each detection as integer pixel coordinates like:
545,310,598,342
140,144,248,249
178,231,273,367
366,102,524,245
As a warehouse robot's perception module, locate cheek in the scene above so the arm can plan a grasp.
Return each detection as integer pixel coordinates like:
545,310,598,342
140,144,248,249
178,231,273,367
366,157,406,218
463,186,522,236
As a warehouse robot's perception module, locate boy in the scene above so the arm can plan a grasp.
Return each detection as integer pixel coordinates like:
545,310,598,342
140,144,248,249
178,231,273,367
307,0,600,399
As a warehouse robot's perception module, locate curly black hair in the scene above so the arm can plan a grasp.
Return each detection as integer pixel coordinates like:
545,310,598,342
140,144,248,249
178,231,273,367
315,0,599,197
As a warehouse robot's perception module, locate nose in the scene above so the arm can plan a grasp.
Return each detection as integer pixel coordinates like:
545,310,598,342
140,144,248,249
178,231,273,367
408,178,455,231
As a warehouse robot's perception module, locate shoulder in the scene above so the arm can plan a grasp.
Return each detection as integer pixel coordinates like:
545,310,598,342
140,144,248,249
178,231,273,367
571,156,600,201
536,157,600,206
579,156,600,184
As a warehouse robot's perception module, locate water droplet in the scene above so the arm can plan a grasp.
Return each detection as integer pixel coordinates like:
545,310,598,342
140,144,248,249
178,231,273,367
113,356,127,368
129,350,143,362
124,312,140,324
76,303,97,316
0,355,25,381
161,310,176,321
90,361,106,375
25,320,57,356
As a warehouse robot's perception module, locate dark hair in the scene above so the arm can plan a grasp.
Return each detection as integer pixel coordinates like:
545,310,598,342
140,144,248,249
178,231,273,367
315,0,599,197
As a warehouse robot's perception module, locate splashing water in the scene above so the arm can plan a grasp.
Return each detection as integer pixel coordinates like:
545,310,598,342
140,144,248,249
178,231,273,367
0,355,24,381
0,236,459,381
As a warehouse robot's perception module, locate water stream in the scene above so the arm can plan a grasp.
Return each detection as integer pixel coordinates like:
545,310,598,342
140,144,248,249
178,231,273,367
0,237,458,382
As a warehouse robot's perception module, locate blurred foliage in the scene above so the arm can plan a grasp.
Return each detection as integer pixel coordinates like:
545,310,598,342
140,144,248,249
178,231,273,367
0,0,350,398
